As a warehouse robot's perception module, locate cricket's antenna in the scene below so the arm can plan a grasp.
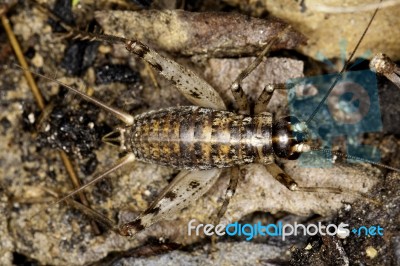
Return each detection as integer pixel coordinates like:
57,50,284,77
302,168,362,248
305,0,382,125
31,0,127,45
71,30,127,44
309,147,400,173
16,65,134,125
31,0,72,30
29,153,136,220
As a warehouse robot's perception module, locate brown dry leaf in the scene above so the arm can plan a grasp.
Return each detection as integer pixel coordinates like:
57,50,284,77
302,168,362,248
224,0,400,60
95,9,307,57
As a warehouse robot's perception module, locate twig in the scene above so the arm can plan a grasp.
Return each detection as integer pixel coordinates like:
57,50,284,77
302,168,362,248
2,10,101,235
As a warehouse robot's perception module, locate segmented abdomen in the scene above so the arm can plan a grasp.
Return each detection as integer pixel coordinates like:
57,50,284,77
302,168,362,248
130,106,273,170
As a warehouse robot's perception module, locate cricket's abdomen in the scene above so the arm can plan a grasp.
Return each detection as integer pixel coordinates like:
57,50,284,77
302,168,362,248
129,106,273,170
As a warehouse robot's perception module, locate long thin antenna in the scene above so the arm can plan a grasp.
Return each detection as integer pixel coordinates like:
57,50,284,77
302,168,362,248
305,1,382,125
29,153,136,220
310,147,400,172
16,65,135,125
31,0,127,44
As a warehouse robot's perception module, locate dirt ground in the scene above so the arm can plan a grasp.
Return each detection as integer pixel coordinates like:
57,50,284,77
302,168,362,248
0,0,399,265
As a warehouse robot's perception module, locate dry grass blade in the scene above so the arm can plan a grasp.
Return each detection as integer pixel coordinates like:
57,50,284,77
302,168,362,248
1,11,101,235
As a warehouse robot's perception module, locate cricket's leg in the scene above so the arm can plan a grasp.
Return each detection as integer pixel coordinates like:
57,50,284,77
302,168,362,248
264,162,381,205
215,166,241,224
264,162,342,193
229,26,292,115
119,169,222,237
254,83,288,114
124,39,227,110
370,53,400,89
33,0,227,110
209,167,240,251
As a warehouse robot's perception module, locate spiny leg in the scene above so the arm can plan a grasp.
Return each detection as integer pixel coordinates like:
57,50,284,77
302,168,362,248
215,166,241,224
209,167,240,250
33,1,227,110
265,162,381,205
370,53,400,89
53,195,181,264
124,39,227,110
229,26,292,115
264,162,342,193
265,163,381,205
254,83,288,114
119,169,222,237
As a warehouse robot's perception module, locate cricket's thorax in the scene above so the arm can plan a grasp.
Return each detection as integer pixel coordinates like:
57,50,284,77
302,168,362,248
125,106,274,170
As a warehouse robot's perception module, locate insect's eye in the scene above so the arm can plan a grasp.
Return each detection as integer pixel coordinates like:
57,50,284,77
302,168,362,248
272,116,308,160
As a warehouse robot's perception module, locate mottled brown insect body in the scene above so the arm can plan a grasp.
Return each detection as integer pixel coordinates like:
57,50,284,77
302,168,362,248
126,106,274,170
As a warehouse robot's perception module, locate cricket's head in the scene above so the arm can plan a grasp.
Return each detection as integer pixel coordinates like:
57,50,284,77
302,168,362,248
102,126,132,151
272,116,311,160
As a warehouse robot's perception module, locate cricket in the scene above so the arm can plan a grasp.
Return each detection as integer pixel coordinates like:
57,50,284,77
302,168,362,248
3,0,400,264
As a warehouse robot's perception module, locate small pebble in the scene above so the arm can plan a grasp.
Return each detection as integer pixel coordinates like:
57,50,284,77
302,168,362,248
366,246,378,259
28,113,35,124
304,243,312,250
31,53,44,68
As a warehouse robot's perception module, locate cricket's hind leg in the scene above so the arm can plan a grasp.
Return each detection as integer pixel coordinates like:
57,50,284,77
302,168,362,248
119,169,222,237
61,169,223,237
